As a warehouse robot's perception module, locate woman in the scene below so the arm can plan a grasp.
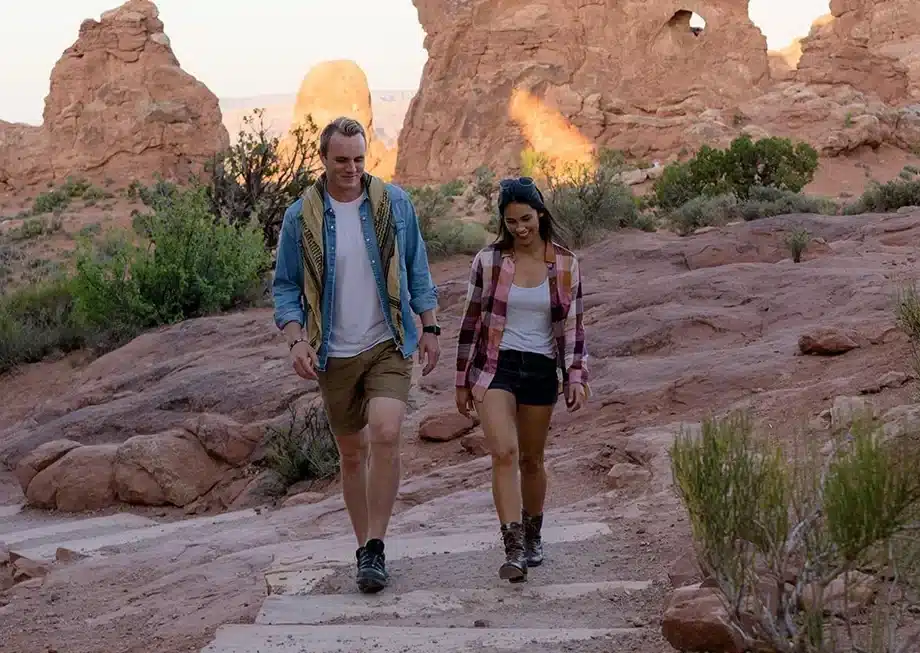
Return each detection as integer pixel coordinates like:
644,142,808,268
455,176,589,583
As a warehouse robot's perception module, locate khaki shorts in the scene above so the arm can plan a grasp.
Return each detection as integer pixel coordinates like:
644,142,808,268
316,339,412,437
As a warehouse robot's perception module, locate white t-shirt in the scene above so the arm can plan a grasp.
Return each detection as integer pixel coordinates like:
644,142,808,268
499,278,555,357
326,193,392,357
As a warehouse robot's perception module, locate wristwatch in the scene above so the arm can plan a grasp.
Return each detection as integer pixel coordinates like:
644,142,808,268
422,325,441,336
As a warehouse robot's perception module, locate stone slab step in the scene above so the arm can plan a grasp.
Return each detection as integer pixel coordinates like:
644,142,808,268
0,504,23,519
257,580,653,625
0,513,155,544
266,521,611,595
11,509,258,561
201,624,636,653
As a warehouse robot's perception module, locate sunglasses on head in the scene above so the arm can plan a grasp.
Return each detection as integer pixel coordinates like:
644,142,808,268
499,176,536,190
498,176,543,202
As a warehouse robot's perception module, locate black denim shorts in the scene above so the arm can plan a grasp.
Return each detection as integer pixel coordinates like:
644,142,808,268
488,349,559,406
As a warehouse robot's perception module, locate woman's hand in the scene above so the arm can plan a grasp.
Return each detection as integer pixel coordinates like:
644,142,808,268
565,383,586,413
455,387,475,417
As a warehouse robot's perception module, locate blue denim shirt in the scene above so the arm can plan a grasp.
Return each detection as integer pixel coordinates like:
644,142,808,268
272,182,439,371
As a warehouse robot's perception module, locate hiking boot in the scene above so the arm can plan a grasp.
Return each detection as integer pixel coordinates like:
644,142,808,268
499,522,527,583
522,510,544,567
356,538,388,593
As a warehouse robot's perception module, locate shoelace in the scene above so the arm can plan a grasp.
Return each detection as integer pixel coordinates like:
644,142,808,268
360,549,386,572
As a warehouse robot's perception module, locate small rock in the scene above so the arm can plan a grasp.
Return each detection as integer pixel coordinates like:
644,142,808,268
661,584,748,653
473,619,491,628
419,413,478,442
831,396,873,429
282,491,325,508
860,371,911,395
667,551,701,588
802,571,876,617
606,463,651,489
798,327,859,356
460,431,488,456
12,556,50,583
55,547,89,564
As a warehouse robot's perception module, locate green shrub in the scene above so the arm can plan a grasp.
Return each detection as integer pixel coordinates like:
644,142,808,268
264,402,340,488
844,168,920,214
472,166,497,209
653,135,820,210
668,188,836,235
541,157,639,247
427,221,488,259
0,277,87,374
205,108,321,250
669,193,740,235
672,412,920,653
32,189,70,215
407,185,453,235
738,187,837,221
72,186,270,338
785,228,810,263
439,179,466,198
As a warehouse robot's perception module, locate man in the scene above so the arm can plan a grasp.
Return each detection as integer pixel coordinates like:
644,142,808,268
272,116,441,594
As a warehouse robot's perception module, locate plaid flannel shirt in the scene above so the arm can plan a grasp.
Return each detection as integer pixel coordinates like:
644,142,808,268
454,242,589,402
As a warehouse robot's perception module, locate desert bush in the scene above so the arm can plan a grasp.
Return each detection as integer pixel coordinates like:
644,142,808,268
896,283,920,394
72,186,270,340
540,154,640,247
264,402,340,488
472,166,497,209
653,135,820,210
738,186,837,221
0,277,88,374
668,188,835,235
785,228,810,263
671,412,920,653
427,221,488,259
7,215,63,241
440,179,466,198
669,193,740,235
844,168,920,215
205,108,322,250
32,189,70,215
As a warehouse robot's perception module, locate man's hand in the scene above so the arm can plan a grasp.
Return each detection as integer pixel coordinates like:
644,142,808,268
565,383,586,413
455,387,475,418
418,332,440,376
291,341,319,380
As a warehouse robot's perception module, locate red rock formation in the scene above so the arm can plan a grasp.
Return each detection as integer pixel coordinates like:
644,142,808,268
0,0,228,192
291,60,396,179
397,0,772,184
397,0,920,185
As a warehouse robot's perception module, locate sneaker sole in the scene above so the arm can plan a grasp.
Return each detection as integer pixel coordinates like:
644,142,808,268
357,571,388,594
526,557,544,567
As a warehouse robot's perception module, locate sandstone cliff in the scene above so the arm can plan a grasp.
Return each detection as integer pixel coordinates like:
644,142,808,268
0,0,228,192
291,60,397,180
397,0,920,184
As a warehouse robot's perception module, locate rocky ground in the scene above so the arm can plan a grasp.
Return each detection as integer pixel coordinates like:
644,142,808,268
2,210,920,652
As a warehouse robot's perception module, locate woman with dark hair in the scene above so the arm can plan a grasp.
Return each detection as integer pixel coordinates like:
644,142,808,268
455,176,589,583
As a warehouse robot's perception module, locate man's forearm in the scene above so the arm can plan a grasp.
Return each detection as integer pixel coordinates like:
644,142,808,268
281,321,305,347
419,309,437,328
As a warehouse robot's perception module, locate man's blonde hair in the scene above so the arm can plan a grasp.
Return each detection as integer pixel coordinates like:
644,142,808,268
319,117,367,157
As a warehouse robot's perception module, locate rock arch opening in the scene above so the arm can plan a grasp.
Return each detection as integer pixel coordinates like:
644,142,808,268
667,10,707,37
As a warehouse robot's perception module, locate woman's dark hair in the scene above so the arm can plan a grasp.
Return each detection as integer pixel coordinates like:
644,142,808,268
493,176,564,250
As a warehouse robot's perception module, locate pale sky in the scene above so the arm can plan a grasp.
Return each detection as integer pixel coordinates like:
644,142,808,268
1,0,830,126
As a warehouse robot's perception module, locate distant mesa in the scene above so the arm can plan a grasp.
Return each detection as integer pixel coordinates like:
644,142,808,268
0,0,228,192
291,59,397,180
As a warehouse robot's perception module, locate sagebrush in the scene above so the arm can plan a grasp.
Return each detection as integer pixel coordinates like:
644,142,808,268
671,412,920,653
264,402,340,488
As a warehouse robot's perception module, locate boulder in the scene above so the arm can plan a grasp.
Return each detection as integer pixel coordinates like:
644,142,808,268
25,445,118,512
113,430,227,507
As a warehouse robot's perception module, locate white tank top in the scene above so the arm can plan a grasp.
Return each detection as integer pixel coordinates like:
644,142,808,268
499,278,555,357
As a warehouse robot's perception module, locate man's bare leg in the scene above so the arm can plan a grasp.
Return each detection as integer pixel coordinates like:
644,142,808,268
333,427,370,546
365,396,407,541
